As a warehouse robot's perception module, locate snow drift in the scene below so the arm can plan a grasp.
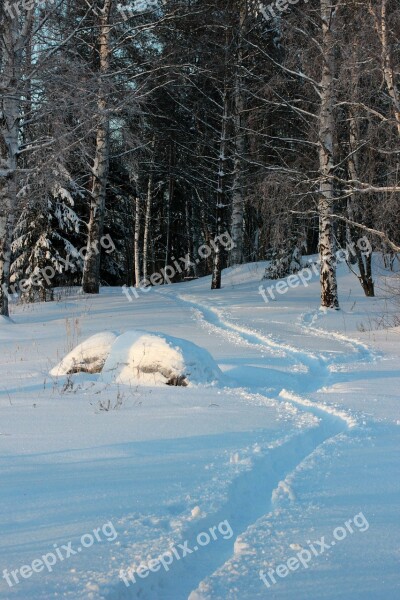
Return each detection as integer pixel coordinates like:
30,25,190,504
51,330,222,386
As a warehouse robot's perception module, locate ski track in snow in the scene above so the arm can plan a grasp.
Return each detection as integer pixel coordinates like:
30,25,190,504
106,290,379,600
298,308,382,363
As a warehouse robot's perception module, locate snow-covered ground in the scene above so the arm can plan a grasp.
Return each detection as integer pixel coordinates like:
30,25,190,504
0,259,399,599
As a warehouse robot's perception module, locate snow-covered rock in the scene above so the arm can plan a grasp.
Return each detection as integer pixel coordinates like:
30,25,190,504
50,331,118,376
50,330,222,386
101,331,222,387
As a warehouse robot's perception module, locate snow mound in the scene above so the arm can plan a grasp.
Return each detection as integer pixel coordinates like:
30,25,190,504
50,331,118,376
100,330,222,387
50,330,222,387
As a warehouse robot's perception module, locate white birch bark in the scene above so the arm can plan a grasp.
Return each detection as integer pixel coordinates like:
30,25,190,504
142,174,152,284
134,195,141,287
318,0,339,309
164,146,174,276
369,0,400,137
82,0,112,294
143,139,155,284
230,3,246,266
211,80,229,290
0,10,31,316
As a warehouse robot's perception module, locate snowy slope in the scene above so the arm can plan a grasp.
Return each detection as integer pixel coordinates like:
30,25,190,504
0,259,399,599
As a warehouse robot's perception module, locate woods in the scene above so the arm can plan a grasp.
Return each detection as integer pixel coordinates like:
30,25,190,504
1,0,399,315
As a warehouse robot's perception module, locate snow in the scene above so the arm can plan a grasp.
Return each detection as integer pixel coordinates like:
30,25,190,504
51,329,223,386
50,331,118,376
100,330,223,387
0,258,399,599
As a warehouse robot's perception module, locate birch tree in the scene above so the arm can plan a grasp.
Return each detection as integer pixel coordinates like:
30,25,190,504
211,40,230,290
318,0,339,309
82,0,113,294
134,194,141,286
0,7,33,316
143,166,154,284
230,1,247,266
369,0,400,137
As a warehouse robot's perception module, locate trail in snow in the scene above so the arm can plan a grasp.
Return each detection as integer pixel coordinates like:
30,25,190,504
298,309,381,363
174,293,377,397
107,414,345,600
105,289,378,600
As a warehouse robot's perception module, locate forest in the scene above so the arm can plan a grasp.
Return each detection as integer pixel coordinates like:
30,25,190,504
1,0,399,315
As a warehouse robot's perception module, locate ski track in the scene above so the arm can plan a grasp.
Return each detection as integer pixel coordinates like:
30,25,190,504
298,308,381,363
106,290,378,600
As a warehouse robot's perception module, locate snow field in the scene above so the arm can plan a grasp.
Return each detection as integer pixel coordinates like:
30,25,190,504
0,259,399,599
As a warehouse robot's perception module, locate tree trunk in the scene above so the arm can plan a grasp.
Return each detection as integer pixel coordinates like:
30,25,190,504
211,46,230,290
184,199,193,278
0,12,26,316
142,174,152,284
346,61,374,297
143,141,155,283
230,2,246,266
356,249,375,296
318,0,339,309
164,145,174,277
134,195,141,286
82,0,112,294
0,175,17,317
370,0,400,137
190,199,198,278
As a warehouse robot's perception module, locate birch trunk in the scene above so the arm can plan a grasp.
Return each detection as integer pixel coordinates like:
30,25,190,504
164,146,174,275
211,44,230,290
230,3,246,266
318,0,339,309
143,140,155,283
0,11,28,316
369,0,400,137
142,173,152,283
82,0,112,294
134,195,141,287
